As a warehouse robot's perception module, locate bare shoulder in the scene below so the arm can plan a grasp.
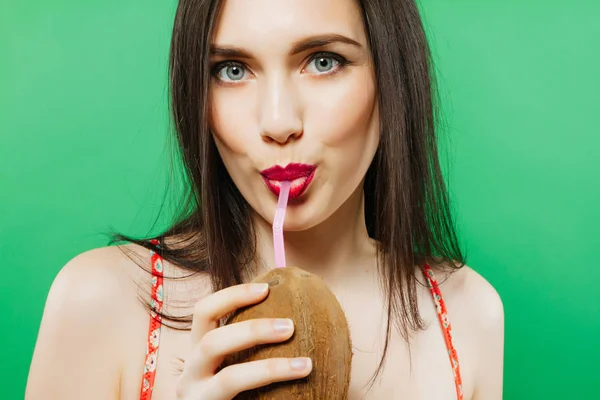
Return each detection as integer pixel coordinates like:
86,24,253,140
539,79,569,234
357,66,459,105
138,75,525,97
43,244,152,320
431,262,504,399
26,244,152,400
434,262,504,329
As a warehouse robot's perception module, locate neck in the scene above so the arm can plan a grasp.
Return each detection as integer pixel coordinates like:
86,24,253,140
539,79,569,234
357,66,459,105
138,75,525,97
251,184,378,282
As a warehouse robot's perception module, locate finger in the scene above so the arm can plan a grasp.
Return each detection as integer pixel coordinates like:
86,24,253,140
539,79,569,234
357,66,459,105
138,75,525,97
209,357,313,400
191,318,295,377
190,283,269,344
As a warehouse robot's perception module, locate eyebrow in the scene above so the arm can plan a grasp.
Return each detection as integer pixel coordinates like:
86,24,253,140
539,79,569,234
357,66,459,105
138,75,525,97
210,33,362,59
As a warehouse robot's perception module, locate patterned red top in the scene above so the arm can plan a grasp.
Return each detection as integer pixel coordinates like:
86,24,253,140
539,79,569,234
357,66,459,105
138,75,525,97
139,244,463,400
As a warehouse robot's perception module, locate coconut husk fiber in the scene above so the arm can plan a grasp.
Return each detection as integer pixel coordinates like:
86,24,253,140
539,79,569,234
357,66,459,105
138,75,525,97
221,266,352,399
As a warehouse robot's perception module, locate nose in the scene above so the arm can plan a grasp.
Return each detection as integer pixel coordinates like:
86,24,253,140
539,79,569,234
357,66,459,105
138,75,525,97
258,74,303,144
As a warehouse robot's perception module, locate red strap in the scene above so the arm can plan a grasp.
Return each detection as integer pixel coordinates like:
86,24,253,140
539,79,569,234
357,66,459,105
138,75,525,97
423,264,464,400
139,239,164,400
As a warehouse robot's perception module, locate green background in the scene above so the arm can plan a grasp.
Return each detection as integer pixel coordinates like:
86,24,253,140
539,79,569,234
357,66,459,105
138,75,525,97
1,0,598,398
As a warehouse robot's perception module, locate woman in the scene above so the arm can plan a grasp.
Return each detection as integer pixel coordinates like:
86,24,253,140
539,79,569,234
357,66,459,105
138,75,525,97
26,0,504,399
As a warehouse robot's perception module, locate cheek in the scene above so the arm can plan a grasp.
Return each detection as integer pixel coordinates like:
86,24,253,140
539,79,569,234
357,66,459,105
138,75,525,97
304,68,378,148
210,88,256,156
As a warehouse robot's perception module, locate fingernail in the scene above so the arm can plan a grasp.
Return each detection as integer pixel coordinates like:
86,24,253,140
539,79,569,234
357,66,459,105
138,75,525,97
290,357,311,371
250,283,269,294
273,318,293,333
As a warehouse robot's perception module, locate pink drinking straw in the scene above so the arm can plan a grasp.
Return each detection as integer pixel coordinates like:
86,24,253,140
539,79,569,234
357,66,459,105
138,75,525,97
273,181,290,268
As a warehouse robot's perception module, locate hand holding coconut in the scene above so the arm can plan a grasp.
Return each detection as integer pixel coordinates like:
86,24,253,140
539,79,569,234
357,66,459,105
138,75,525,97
177,182,351,399
174,282,313,400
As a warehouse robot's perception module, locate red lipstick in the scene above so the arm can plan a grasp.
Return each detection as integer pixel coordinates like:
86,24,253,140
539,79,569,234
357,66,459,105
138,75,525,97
260,163,316,199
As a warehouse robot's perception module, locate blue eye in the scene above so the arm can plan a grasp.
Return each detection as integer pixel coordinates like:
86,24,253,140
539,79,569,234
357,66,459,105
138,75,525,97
214,62,247,82
305,53,347,74
308,56,338,73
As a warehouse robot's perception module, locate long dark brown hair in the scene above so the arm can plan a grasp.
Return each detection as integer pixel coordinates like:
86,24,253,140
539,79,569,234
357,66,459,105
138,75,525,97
112,0,465,388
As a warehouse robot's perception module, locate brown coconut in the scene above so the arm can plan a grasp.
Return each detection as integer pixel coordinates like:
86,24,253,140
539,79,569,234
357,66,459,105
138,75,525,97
221,266,352,399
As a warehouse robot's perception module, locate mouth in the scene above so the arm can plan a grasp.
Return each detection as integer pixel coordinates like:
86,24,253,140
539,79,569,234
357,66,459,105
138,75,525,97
260,163,317,200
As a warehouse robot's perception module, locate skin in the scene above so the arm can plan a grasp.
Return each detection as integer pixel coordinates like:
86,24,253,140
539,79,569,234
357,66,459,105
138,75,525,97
25,0,504,399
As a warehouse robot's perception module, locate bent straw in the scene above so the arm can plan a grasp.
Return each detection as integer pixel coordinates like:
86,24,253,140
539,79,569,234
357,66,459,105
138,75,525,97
273,181,291,268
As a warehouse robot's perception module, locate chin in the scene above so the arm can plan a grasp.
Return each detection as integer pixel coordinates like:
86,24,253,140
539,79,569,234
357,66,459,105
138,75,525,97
278,216,318,232
281,202,334,233
254,193,327,233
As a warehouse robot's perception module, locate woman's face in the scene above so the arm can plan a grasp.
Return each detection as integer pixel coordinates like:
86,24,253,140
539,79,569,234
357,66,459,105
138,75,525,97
209,0,379,231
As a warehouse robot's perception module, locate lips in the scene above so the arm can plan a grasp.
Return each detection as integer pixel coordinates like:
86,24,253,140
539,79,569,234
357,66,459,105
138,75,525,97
260,163,316,200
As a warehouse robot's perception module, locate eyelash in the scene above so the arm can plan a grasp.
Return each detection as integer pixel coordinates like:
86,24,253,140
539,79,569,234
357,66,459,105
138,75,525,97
210,52,351,84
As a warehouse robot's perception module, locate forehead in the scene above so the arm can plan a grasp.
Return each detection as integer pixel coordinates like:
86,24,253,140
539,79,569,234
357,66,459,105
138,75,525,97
213,0,367,47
